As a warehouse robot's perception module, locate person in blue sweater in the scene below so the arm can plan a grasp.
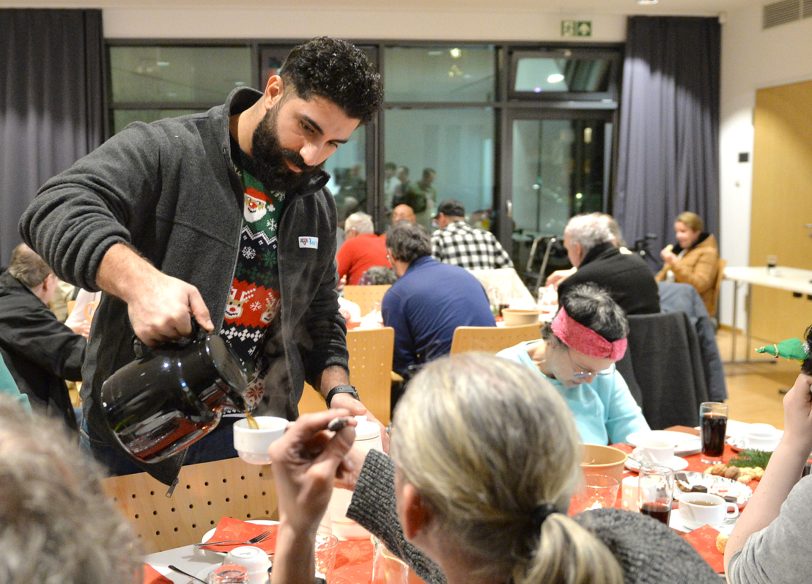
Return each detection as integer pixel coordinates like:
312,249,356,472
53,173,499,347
498,283,649,445
382,222,495,378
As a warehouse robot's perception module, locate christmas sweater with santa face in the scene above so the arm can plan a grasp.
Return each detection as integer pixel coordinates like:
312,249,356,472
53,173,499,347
220,169,284,410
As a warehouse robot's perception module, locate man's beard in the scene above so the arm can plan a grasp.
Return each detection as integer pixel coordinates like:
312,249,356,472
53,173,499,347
250,105,323,194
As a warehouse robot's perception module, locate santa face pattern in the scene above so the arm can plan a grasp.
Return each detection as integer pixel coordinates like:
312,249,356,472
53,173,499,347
220,173,286,410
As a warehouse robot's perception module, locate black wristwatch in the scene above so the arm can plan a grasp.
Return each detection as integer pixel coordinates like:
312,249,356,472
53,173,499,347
325,384,360,407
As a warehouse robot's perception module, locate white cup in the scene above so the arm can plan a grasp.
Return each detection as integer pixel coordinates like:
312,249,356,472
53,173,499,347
638,437,675,464
224,545,271,584
680,493,739,529
233,416,288,465
621,475,640,512
746,423,780,451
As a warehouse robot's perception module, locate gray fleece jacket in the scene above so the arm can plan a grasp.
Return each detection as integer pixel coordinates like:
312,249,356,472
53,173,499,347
20,88,348,483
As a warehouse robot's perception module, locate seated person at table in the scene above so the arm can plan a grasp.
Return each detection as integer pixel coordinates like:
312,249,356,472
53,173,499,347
725,325,812,583
391,202,417,225
336,212,389,285
0,244,86,430
382,222,494,378
268,354,719,584
498,283,649,444
656,211,719,315
547,213,660,315
0,395,141,583
430,199,513,270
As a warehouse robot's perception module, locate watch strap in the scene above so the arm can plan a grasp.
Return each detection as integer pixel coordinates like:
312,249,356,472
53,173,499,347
325,384,359,408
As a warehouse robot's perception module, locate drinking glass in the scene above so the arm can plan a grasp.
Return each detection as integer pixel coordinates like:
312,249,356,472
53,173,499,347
315,516,338,580
637,464,675,526
569,474,620,514
700,401,728,463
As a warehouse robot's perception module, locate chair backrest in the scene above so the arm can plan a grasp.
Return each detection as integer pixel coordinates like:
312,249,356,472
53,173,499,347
342,285,391,315
102,457,278,553
298,327,395,424
711,258,726,317
621,311,709,429
450,323,541,355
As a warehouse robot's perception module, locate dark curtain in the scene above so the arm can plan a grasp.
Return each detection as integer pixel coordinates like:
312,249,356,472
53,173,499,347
613,16,720,266
0,9,104,267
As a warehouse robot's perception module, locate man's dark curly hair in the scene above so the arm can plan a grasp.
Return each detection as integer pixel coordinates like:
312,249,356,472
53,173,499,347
280,36,383,123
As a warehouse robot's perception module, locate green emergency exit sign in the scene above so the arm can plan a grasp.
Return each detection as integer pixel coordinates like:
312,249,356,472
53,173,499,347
561,20,592,37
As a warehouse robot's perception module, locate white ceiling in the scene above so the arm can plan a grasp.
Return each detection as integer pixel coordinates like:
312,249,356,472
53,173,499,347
0,0,762,16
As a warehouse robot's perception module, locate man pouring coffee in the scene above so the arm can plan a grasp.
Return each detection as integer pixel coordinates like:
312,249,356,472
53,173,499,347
20,37,384,486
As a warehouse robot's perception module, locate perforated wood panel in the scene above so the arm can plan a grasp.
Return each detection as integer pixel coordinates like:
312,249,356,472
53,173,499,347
450,323,541,355
103,457,278,553
299,327,395,424
342,285,391,315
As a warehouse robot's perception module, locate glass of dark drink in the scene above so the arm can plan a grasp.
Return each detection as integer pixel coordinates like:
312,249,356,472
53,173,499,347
638,464,675,526
700,401,728,464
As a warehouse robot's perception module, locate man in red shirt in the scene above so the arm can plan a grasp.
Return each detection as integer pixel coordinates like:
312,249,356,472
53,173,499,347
336,212,389,285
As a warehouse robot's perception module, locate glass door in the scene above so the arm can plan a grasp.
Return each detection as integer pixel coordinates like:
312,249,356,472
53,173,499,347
505,111,613,288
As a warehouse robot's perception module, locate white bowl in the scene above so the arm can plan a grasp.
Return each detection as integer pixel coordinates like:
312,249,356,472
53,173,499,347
233,416,288,465
225,546,272,584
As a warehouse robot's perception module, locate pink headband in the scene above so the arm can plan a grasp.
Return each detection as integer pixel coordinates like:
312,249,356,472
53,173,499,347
551,307,627,361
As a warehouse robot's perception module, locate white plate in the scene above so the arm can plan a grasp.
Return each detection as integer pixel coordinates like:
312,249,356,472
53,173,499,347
625,448,689,472
674,471,752,507
200,519,278,557
626,430,701,456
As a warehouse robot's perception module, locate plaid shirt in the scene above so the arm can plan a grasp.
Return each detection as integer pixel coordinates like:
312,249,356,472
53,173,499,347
431,221,513,270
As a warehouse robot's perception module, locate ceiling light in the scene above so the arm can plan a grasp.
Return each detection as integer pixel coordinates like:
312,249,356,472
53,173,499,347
547,73,565,84
637,0,659,5
449,48,462,59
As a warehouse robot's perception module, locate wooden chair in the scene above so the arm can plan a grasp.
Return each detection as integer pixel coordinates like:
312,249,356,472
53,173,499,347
298,326,395,425
710,257,727,317
342,284,391,315
102,457,278,553
450,323,541,355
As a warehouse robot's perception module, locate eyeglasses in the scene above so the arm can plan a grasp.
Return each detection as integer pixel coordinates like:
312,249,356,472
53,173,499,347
566,349,615,381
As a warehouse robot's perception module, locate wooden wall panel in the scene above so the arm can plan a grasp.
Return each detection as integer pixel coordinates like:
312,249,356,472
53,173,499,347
749,80,812,341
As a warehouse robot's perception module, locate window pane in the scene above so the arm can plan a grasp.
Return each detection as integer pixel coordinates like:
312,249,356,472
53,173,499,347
324,132,367,225
112,109,200,134
110,46,252,104
511,118,607,237
384,108,494,230
384,46,495,102
514,56,612,93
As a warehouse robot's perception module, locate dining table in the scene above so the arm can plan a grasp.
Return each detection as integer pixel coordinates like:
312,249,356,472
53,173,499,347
144,535,383,583
144,425,751,583
611,424,763,576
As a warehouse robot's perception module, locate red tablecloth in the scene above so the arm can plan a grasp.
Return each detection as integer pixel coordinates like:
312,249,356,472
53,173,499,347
611,437,760,575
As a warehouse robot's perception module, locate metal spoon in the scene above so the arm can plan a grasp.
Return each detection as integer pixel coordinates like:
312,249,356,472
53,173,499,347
167,564,208,584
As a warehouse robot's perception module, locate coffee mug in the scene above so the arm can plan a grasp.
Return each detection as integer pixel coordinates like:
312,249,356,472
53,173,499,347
233,417,288,465
680,493,739,529
638,437,675,464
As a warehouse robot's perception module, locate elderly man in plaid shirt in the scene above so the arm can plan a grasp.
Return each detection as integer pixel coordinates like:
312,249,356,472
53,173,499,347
431,199,513,270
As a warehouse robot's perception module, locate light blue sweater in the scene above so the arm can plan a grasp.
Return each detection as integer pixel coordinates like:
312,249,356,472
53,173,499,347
0,355,31,412
497,341,649,445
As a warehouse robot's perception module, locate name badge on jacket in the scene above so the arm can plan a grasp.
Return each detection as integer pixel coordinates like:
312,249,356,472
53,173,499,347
298,236,319,249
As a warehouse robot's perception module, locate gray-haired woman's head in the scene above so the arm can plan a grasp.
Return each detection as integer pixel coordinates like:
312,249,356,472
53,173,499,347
390,353,622,584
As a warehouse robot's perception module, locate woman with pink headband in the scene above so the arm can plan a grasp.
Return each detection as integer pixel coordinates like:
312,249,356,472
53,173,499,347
497,283,649,444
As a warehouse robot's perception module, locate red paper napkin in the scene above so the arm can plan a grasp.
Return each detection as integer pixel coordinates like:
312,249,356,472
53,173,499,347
142,563,172,584
680,525,725,573
200,516,278,554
